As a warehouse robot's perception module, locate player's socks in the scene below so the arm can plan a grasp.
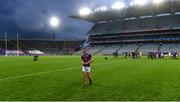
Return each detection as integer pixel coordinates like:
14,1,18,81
89,79,92,85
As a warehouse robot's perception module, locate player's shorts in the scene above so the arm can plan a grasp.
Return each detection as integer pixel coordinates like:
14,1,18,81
82,66,91,72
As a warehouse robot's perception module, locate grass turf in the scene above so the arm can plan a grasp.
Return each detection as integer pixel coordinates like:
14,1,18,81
1,56,180,101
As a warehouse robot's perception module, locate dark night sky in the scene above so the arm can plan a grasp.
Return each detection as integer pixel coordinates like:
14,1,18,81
0,0,130,40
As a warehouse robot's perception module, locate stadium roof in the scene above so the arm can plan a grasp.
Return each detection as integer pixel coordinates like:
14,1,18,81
71,0,180,23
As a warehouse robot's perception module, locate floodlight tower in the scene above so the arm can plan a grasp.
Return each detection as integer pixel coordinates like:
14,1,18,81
50,16,59,40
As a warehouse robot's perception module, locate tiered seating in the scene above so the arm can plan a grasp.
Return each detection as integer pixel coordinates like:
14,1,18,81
73,46,92,55
127,20,140,31
89,23,108,35
156,16,176,28
0,40,82,55
172,44,180,52
117,44,139,54
160,44,175,52
138,44,159,54
159,44,180,53
88,45,105,54
73,43,180,55
73,50,82,55
97,45,121,55
175,14,180,27
139,17,157,30
88,15,179,35
108,21,125,33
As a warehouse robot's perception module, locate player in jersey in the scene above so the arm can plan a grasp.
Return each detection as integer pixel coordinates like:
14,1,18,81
81,48,93,88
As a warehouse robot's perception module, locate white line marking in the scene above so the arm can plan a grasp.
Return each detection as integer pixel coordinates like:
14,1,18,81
0,60,116,81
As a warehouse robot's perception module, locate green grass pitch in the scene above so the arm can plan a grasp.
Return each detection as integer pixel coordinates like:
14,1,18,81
1,56,180,101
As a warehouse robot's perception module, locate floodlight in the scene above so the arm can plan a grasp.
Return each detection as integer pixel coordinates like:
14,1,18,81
111,2,126,10
94,6,107,12
130,1,134,6
132,0,148,6
100,6,107,11
79,8,92,16
50,17,59,27
153,0,164,4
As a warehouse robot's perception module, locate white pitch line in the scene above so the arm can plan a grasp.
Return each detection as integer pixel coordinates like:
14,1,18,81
0,60,116,81
0,66,79,81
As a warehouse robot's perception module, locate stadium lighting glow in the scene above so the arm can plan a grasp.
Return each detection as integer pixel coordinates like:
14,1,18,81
111,2,126,10
100,6,107,11
131,0,148,6
130,1,134,6
79,8,92,16
50,17,59,27
153,0,164,4
95,6,107,12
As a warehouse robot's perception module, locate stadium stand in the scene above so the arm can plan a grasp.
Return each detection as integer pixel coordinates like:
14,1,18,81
87,45,105,55
73,46,92,55
117,44,139,55
159,44,175,53
97,45,121,55
138,44,159,54
0,40,83,56
171,44,180,52
73,50,82,55
71,0,180,55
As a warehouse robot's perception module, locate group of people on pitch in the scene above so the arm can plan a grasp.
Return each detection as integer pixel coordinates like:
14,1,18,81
148,51,164,59
32,48,179,88
81,48,180,88
148,51,178,59
124,51,140,59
